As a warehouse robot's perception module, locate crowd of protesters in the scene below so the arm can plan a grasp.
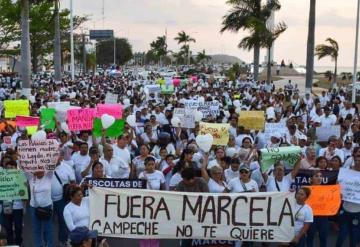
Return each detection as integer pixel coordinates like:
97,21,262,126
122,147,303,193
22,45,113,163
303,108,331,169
0,71,359,247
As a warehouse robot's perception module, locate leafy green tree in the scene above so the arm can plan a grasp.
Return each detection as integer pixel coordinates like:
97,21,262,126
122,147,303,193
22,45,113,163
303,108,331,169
149,36,167,65
315,38,339,88
174,31,196,65
196,49,211,64
221,0,281,81
96,38,133,66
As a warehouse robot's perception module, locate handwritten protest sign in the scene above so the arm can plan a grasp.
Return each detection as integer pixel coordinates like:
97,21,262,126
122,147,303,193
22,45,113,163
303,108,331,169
17,139,59,172
96,104,122,119
145,85,161,94
16,116,40,127
92,118,125,138
306,185,341,216
67,108,96,131
316,125,341,142
264,123,287,140
4,100,30,118
89,188,295,242
338,168,360,204
260,146,301,171
105,93,118,104
174,108,195,129
40,108,56,130
238,111,265,130
199,122,229,146
290,169,338,191
0,169,28,200
184,100,220,118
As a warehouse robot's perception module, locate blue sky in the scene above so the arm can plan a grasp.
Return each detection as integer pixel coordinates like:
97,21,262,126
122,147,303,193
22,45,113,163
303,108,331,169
60,0,358,67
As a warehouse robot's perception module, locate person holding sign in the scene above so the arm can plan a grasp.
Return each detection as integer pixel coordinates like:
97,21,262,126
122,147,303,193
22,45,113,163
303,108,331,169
306,171,329,247
336,155,360,247
290,187,313,247
201,154,227,193
262,157,301,192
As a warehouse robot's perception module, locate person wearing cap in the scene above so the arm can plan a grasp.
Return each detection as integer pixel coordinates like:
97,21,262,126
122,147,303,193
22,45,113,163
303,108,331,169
319,106,337,127
267,132,282,148
262,156,301,192
318,136,345,162
69,227,99,247
224,164,258,193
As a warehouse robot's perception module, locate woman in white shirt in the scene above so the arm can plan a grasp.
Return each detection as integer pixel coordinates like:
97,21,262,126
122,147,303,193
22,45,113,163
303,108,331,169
291,187,313,247
201,154,226,193
27,170,55,247
138,157,164,247
224,165,258,193
63,185,90,232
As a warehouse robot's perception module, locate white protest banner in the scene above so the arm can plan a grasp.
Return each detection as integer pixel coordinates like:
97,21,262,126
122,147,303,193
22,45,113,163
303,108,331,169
184,100,220,118
145,85,161,94
17,139,60,172
316,125,341,142
89,188,296,242
264,123,287,140
105,93,118,104
173,108,195,129
337,168,360,204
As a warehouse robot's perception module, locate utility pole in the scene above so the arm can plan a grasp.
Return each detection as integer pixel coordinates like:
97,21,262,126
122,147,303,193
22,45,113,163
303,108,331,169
352,0,360,103
82,34,86,74
70,0,74,80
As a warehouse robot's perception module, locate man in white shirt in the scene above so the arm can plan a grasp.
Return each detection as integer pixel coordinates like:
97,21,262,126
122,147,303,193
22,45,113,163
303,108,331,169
112,135,131,168
319,91,329,107
318,136,345,162
71,142,90,183
319,106,337,127
339,101,355,119
100,144,130,178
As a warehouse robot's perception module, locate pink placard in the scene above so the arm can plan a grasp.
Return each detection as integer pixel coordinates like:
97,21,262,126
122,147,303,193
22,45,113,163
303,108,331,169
96,104,122,119
173,79,180,87
191,76,198,82
67,108,96,131
16,116,40,127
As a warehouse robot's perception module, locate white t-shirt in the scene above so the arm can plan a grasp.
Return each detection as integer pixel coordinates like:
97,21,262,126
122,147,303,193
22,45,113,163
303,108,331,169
169,172,182,188
208,178,226,193
266,172,294,192
112,145,131,166
224,168,239,183
294,203,313,235
100,156,130,179
318,147,345,162
138,170,165,190
63,197,90,231
226,178,259,193
51,162,76,201
71,152,90,182
28,172,53,207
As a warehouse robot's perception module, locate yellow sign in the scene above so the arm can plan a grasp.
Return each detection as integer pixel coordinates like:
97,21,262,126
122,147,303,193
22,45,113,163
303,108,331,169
4,100,30,119
25,126,38,135
238,111,265,130
199,122,230,146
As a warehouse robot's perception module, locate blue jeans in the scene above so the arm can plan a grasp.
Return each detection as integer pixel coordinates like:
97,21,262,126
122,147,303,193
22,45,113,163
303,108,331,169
2,209,23,245
306,216,328,247
53,199,68,243
30,206,54,247
336,209,360,247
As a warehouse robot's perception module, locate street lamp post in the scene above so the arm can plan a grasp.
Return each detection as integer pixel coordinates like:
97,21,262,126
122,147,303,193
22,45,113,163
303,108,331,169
70,0,75,80
352,0,360,103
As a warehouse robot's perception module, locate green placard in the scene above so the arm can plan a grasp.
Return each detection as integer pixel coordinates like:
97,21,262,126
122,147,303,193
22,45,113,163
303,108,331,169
260,146,301,171
41,108,56,130
161,85,174,94
0,169,28,200
92,118,125,138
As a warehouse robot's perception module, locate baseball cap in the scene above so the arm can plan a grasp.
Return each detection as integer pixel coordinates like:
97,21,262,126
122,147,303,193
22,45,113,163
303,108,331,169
239,164,250,172
70,227,98,245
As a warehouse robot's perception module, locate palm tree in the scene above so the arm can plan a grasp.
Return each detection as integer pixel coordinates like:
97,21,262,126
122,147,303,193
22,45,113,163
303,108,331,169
315,38,339,88
150,35,167,66
305,0,316,93
196,49,211,64
221,0,281,81
174,31,196,65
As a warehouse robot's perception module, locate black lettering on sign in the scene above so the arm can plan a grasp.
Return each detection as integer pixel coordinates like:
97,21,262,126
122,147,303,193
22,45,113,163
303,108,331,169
182,195,203,222
176,225,193,237
217,196,231,225
278,198,294,226
250,197,265,226
232,196,247,226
